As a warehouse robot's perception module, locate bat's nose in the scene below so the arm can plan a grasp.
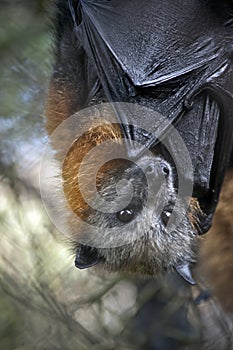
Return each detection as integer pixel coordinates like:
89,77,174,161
142,157,171,181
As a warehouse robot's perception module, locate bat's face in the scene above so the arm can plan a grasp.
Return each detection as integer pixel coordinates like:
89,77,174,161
54,121,199,283
75,158,197,277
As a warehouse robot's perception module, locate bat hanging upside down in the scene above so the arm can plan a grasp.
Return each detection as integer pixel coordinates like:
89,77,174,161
45,0,233,285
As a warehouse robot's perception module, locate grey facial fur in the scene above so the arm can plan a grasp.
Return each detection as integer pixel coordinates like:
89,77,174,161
74,155,198,278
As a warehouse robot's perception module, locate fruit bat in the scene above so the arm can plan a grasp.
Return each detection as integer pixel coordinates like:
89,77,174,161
46,0,233,283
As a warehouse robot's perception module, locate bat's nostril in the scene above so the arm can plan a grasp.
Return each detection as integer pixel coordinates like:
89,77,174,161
145,164,154,175
162,166,170,177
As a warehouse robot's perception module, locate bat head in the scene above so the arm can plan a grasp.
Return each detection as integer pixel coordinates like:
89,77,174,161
57,120,200,283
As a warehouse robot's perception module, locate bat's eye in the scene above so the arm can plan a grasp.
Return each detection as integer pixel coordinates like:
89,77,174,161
117,209,134,223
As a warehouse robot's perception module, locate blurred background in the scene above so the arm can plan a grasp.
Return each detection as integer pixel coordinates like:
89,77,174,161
0,1,231,349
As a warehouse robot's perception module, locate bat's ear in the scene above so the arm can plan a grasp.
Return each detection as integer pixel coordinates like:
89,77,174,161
75,245,103,269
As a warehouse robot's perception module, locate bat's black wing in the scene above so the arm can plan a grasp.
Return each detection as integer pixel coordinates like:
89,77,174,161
68,0,233,233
